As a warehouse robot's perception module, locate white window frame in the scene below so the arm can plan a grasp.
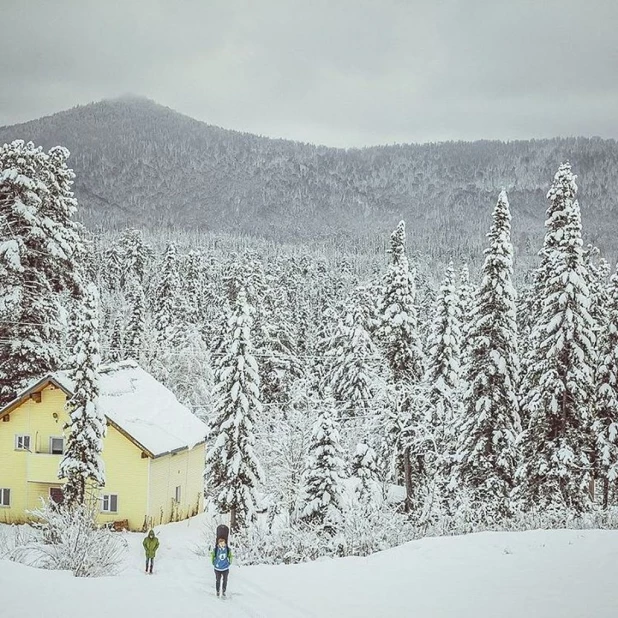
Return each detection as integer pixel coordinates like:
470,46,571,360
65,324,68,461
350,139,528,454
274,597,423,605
101,494,118,513
15,435,31,451
175,485,181,503
0,488,10,507
49,436,64,455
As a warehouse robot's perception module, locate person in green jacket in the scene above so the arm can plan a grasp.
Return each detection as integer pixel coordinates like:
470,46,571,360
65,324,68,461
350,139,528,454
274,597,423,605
143,529,159,574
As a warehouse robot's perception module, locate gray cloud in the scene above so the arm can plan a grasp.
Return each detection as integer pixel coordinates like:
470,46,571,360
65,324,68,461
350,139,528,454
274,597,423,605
1,0,617,146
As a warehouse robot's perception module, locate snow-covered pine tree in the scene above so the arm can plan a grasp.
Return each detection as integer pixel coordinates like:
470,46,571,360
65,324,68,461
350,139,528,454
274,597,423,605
375,221,425,512
592,266,618,508
376,221,424,384
254,257,304,407
204,286,263,531
124,278,146,362
103,244,123,291
184,249,205,325
585,249,610,369
59,284,106,507
323,287,381,417
423,260,461,459
517,164,596,513
301,390,347,532
0,140,84,405
107,315,123,363
457,263,475,375
351,439,380,503
117,228,151,286
516,275,536,388
453,190,520,519
153,243,181,346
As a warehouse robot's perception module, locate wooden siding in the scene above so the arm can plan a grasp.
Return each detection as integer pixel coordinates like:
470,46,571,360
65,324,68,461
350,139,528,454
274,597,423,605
147,443,205,528
0,384,149,529
0,384,69,523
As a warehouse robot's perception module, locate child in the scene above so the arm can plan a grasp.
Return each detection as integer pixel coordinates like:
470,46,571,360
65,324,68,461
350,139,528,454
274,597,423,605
142,529,159,574
211,537,233,597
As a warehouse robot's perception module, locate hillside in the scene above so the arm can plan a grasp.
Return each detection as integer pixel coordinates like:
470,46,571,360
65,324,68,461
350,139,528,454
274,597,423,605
1,97,618,258
2,514,617,617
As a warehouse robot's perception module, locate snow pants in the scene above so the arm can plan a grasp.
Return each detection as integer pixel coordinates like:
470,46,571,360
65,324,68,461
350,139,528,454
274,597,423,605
215,569,229,594
146,557,154,572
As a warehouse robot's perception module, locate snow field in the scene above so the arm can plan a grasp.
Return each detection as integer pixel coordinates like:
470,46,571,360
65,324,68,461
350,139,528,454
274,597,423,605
2,514,618,618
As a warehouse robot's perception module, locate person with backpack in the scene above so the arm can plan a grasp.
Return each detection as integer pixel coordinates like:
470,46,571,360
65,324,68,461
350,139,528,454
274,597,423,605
211,536,233,597
143,529,159,574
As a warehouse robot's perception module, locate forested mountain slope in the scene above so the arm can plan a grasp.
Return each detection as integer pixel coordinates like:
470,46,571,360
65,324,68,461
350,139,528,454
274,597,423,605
2,96,617,259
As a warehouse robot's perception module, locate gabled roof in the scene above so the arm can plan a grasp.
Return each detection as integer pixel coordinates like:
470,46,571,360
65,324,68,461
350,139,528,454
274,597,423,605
0,360,208,459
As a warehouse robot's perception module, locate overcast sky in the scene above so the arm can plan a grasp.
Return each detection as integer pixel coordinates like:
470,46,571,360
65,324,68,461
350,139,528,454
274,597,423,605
1,0,617,147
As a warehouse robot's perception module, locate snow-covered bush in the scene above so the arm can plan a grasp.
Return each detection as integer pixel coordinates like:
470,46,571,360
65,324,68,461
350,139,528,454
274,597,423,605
0,525,36,562
234,500,418,564
7,502,127,577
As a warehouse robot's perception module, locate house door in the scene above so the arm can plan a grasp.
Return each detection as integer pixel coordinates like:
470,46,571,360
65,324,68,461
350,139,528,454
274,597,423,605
49,487,64,504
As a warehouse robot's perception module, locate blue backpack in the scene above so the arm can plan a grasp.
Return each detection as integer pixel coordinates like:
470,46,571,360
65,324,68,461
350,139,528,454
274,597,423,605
213,545,231,570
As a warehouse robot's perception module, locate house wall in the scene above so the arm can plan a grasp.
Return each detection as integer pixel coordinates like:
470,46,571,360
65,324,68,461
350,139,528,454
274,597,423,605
0,384,69,523
147,443,205,528
0,384,149,530
97,424,148,531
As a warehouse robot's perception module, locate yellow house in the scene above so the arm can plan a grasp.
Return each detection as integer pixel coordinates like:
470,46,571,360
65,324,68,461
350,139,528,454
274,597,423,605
0,360,207,531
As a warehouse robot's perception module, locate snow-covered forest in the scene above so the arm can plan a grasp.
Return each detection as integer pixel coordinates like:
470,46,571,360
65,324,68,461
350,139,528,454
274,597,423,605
1,97,618,265
2,137,618,565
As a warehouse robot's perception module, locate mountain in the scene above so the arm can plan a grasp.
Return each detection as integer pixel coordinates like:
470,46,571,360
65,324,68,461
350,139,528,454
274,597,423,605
1,96,618,259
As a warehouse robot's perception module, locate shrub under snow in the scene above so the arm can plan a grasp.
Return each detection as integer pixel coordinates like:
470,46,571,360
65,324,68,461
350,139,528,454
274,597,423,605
1,502,127,577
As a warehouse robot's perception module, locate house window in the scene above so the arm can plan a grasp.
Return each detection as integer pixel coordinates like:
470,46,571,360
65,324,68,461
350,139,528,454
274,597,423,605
175,486,181,503
49,488,64,504
0,488,10,507
101,494,118,513
15,435,31,451
50,437,64,455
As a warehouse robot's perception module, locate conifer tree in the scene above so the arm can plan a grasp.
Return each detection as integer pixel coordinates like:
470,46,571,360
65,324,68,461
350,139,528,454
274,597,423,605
375,221,425,512
593,266,618,508
124,279,146,362
184,250,204,325
323,288,380,416
104,244,124,291
457,264,475,373
59,284,106,507
424,260,461,455
454,191,520,518
301,391,346,531
153,243,181,346
351,439,380,502
118,228,151,286
517,164,596,512
205,286,263,531
0,140,84,405
107,315,123,363
376,221,424,383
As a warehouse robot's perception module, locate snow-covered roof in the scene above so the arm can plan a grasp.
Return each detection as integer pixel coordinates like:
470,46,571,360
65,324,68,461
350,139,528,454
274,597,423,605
48,360,207,458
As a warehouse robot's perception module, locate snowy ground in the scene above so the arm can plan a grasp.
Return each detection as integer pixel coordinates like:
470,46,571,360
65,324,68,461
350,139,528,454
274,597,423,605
2,514,618,617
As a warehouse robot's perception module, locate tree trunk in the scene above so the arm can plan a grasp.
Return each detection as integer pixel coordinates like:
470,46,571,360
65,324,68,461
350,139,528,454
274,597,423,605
603,477,609,510
403,446,414,513
230,506,238,532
